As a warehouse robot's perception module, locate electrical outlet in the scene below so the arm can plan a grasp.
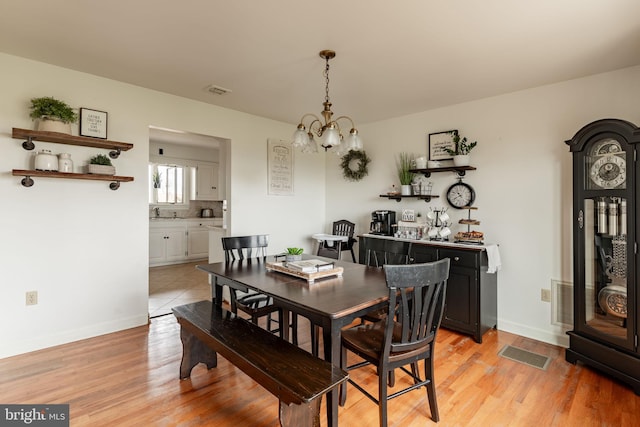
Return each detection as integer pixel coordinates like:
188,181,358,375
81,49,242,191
26,291,38,306
541,288,551,303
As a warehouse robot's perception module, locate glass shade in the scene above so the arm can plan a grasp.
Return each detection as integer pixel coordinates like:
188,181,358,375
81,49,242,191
292,126,310,148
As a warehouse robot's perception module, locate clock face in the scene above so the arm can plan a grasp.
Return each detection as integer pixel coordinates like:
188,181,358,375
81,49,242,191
446,182,475,209
589,155,626,189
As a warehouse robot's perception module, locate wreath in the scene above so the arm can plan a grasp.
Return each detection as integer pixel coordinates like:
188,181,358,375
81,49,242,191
340,150,371,181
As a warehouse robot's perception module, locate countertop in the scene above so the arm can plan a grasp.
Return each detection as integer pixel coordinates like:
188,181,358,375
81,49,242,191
361,233,496,251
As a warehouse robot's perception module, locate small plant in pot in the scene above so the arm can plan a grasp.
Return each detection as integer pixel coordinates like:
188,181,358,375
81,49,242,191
396,152,416,195
87,154,115,175
285,247,304,262
29,96,78,134
444,130,477,166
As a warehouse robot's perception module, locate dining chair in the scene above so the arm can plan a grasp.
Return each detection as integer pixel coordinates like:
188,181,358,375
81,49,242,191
339,258,450,426
221,235,290,338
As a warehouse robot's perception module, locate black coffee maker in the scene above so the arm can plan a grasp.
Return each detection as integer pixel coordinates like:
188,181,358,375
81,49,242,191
370,210,396,236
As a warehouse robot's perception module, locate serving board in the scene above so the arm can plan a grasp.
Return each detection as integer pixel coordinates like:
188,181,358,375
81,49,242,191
265,262,344,284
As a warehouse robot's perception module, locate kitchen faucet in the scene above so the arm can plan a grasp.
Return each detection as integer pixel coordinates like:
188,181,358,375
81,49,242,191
154,207,160,217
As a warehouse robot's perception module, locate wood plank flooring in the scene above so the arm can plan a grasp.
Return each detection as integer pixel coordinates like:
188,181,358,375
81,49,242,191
1,311,638,426
149,261,211,317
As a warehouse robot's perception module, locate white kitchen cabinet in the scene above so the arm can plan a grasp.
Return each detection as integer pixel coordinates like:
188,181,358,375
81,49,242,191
149,226,186,266
193,162,218,200
187,221,213,259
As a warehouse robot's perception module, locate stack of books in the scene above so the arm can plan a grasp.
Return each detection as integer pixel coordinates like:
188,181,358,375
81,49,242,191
285,259,335,273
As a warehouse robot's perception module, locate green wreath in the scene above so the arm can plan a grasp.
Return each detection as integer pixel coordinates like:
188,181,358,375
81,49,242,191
340,150,371,181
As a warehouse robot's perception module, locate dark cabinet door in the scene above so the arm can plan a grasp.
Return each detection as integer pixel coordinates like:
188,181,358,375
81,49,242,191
439,249,479,336
409,244,437,263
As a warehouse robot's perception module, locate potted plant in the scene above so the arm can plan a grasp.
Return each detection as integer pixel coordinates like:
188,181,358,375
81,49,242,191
29,96,78,134
444,130,477,166
152,171,162,189
87,153,115,175
396,152,415,195
285,247,303,262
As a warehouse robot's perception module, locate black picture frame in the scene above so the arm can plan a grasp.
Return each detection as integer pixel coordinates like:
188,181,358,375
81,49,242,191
79,108,108,139
428,130,457,161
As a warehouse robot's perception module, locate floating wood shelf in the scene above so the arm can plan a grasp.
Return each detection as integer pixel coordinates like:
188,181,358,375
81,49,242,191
410,165,476,177
12,169,134,190
380,194,440,203
12,128,133,158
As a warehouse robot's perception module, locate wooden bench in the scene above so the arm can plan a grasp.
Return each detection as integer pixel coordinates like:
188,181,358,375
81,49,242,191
172,300,348,427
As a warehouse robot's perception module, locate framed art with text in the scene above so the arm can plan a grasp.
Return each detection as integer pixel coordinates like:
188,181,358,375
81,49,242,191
267,138,294,195
428,130,457,161
79,108,108,139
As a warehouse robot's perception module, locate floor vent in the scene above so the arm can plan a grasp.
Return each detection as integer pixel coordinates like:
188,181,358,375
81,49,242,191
498,345,551,370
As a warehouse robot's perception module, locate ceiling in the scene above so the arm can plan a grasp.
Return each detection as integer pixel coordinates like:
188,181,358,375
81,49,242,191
1,0,640,128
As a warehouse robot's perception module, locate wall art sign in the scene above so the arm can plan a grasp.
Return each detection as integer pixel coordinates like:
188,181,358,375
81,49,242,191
428,130,457,161
80,108,108,139
267,139,294,195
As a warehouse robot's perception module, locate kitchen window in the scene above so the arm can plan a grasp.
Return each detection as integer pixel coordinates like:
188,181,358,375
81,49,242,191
149,163,186,205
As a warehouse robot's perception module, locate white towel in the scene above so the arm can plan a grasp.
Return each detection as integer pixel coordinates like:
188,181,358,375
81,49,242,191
486,244,502,274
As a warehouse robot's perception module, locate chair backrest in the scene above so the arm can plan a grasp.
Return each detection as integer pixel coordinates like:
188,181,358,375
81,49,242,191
366,240,411,267
221,235,269,263
332,220,355,239
382,258,450,356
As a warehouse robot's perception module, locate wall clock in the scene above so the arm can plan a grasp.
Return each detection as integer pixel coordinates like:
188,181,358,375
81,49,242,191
446,180,475,209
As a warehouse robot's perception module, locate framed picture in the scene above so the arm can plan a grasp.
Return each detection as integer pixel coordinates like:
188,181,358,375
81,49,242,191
428,130,457,161
267,138,294,196
80,108,108,139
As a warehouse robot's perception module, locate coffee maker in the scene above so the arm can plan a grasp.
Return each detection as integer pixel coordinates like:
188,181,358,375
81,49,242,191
370,210,396,236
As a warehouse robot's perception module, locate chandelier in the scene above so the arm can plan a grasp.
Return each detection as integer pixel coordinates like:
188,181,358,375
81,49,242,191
292,50,363,155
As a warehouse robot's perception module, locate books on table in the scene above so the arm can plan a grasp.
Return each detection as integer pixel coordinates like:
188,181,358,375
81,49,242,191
285,259,335,273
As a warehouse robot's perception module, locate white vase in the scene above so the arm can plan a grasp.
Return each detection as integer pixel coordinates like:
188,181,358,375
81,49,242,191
401,184,412,195
37,118,71,134
453,155,470,166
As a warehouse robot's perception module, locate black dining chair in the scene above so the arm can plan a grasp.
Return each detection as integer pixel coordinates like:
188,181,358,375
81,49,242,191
221,235,291,338
339,258,450,426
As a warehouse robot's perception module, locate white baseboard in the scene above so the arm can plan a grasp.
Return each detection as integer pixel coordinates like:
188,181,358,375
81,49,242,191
498,318,570,348
0,314,149,359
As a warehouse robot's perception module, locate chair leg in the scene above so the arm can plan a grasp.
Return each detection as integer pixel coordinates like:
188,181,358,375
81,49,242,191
424,356,439,422
339,345,348,406
350,248,356,263
379,369,389,427
291,313,298,345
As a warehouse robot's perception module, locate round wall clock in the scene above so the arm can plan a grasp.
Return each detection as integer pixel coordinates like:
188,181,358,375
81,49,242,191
446,181,475,209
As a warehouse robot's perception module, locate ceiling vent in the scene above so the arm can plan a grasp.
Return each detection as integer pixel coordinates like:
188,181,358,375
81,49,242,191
206,85,231,95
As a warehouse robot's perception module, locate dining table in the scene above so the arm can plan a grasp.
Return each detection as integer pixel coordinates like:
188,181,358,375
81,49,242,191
196,255,389,427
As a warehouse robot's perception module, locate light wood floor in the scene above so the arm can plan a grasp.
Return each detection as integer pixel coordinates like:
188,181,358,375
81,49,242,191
1,309,638,426
148,261,210,317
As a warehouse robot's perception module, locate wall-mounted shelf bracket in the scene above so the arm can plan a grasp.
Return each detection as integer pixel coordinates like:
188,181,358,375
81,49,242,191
109,148,122,159
410,165,476,178
22,137,35,151
379,194,440,203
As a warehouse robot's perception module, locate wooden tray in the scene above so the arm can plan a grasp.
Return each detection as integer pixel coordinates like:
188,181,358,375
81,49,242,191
265,262,344,284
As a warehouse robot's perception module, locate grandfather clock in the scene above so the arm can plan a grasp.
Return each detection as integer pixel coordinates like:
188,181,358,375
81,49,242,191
565,118,640,393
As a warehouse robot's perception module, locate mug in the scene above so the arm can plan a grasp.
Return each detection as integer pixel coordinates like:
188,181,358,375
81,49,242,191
439,227,451,238
426,210,437,220
415,157,427,169
439,212,450,223
428,227,438,238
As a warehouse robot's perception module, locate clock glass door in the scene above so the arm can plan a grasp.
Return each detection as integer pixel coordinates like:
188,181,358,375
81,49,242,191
580,137,632,349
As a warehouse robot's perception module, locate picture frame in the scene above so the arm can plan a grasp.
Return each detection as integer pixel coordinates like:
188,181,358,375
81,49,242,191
79,108,108,139
428,130,457,161
267,138,294,196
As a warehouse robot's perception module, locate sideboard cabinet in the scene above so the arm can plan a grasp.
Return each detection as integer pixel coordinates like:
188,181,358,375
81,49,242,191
359,235,497,343
565,118,640,394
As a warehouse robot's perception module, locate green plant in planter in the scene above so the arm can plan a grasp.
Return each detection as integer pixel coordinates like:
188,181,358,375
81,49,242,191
152,171,162,188
89,154,113,166
29,96,78,123
286,247,304,255
444,130,477,156
396,152,415,185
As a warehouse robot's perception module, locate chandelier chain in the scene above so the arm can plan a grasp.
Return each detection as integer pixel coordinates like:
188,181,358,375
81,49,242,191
324,57,331,104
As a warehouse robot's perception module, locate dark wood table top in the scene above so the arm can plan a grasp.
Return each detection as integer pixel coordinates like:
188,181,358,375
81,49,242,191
196,255,389,320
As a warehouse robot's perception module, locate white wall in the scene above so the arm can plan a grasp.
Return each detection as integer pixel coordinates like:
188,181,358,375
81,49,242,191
0,53,324,358
325,65,640,347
